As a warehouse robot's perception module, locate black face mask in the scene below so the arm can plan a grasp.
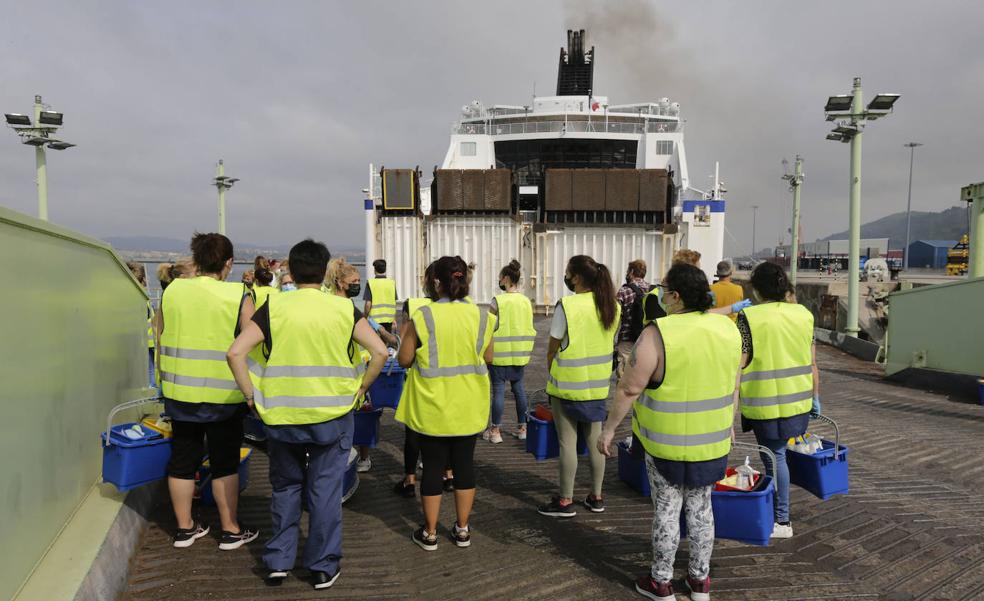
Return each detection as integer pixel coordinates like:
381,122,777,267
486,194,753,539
498,282,507,291
346,283,361,298
564,276,575,292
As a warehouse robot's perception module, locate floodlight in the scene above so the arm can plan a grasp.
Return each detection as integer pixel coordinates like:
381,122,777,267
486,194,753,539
38,111,63,126
227,178,240,184
824,95,854,112
22,136,48,146
867,94,900,111
5,113,32,126
47,140,75,150
833,125,858,137
826,133,843,141
215,175,230,181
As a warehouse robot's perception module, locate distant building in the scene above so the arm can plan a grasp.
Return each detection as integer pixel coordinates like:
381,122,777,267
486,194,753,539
776,238,890,258
906,240,955,269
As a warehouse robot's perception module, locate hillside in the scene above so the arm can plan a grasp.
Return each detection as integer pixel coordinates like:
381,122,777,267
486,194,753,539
823,205,969,248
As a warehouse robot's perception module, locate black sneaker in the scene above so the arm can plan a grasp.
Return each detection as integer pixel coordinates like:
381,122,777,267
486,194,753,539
412,527,438,551
537,496,577,518
173,522,209,548
312,570,340,590
451,522,471,548
218,523,259,550
443,477,455,493
393,480,416,498
265,570,288,586
583,494,606,513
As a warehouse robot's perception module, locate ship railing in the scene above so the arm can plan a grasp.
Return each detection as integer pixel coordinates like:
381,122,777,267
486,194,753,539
453,120,682,135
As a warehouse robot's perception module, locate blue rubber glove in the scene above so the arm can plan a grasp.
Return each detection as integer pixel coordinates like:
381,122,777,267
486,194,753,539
731,299,752,313
811,395,821,417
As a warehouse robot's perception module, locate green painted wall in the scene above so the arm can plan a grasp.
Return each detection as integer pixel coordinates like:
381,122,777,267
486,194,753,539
884,276,984,377
0,207,149,601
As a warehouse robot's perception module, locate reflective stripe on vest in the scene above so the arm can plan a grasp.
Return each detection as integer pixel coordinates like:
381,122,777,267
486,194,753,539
251,289,360,425
159,277,246,404
632,311,741,462
367,278,397,323
739,302,814,421
394,301,493,436
546,292,620,401
492,292,536,366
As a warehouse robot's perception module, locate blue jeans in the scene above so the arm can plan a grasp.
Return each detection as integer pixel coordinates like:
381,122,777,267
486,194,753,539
489,365,529,427
754,432,790,523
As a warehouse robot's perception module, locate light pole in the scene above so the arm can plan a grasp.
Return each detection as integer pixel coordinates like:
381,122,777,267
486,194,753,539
212,160,239,235
824,77,900,337
782,156,805,285
751,204,759,260
4,95,76,220
903,142,923,271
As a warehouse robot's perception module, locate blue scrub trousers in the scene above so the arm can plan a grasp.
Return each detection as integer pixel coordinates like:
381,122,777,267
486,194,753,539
754,433,791,523
264,433,350,574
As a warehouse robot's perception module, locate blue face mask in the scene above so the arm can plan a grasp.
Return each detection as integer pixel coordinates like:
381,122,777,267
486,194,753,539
281,283,296,292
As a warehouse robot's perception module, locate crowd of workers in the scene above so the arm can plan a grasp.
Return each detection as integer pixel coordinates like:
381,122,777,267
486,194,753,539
132,233,820,600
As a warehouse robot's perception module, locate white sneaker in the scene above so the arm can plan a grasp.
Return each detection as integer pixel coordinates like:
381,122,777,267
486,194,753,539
490,430,503,444
514,427,527,441
481,428,492,441
356,457,372,473
772,523,793,539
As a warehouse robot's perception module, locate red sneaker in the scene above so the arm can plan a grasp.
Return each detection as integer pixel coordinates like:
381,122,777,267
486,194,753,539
634,575,675,601
686,575,711,601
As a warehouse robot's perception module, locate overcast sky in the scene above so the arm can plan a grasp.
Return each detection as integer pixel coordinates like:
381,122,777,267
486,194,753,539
2,1,982,255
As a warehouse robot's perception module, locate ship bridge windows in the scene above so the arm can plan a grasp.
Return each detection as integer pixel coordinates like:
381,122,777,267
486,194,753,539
494,138,638,186
655,140,674,155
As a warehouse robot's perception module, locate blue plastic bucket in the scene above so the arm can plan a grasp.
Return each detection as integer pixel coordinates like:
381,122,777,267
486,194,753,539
101,424,172,492
368,359,406,409
617,441,650,495
342,448,359,504
788,439,850,500
525,412,588,460
353,408,383,447
198,447,252,506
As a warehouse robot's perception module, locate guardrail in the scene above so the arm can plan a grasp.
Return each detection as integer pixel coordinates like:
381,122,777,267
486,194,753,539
453,120,683,136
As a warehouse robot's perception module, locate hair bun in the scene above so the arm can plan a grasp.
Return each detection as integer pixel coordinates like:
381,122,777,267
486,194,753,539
509,259,521,270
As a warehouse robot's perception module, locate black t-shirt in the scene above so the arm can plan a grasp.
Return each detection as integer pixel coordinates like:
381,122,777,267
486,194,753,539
252,301,363,354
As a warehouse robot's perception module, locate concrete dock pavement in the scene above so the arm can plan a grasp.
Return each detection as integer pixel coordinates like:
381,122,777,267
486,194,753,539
122,318,984,601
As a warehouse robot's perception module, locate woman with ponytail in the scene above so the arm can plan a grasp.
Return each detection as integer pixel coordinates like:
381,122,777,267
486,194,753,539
737,262,820,539
537,255,620,518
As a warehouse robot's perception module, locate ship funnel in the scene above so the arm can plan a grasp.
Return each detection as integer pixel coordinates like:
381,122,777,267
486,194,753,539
556,29,594,96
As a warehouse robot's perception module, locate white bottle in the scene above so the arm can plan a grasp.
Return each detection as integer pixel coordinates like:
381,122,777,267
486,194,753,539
736,456,756,490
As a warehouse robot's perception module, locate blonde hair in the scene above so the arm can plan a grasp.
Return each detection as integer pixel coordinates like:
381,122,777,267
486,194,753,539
325,257,359,293
672,248,701,267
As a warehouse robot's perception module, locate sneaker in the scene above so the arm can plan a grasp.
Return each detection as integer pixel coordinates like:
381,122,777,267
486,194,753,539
772,522,793,539
173,522,209,548
686,575,711,601
412,527,438,551
537,496,577,518
583,494,606,513
481,428,492,441
265,570,288,585
443,477,455,493
514,426,527,441
356,457,372,473
312,570,340,590
393,480,416,498
490,430,503,444
451,522,471,548
218,523,259,550
635,575,675,601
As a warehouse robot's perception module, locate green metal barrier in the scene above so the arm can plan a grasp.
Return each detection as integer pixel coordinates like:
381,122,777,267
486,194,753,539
0,206,150,601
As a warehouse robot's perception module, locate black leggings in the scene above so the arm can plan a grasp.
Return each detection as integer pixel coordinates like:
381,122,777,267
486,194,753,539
167,412,244,479
404,427,420,476
418,434,476,496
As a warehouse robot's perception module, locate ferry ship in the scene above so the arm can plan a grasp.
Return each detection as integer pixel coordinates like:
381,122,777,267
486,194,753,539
365,29,726,307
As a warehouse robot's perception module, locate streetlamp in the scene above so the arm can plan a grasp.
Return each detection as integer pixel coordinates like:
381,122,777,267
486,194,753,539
212,160,239,235
903,142,923,271
782,156,805,285
824,77,900,337
4,95,76,220
751,204,759,260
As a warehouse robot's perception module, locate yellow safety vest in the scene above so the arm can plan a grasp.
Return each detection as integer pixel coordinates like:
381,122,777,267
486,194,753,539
633,311,741,462
147,301,155,349
159,277,246,404
546,292,620,401
395,300,494,436
739,302,814,421
367,278,397,324
406,297,432,318
253,284,279,309
249,289,361,425
492,292,535,367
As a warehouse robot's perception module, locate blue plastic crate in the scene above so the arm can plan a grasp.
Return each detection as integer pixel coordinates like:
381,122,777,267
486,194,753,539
787,440,850,500
619,441,775,546
353,408,383,447
342,448,359,504
368,359,406,409
525,412,588,461
199,447,252,506
101,423,172,492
